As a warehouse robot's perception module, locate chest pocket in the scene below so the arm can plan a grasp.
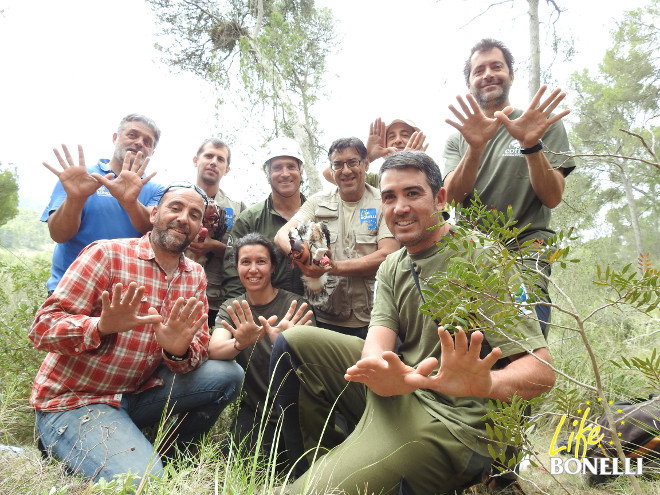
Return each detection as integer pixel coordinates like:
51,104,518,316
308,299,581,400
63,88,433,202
314,201,339,221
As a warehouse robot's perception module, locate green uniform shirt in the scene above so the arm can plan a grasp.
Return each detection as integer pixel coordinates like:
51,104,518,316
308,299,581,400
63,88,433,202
220,194,306,301
217,289,315,420
443,109,576,245
370,233,547,456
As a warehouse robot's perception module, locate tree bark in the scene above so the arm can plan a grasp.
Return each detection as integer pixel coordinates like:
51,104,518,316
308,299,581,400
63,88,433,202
528,0,541,99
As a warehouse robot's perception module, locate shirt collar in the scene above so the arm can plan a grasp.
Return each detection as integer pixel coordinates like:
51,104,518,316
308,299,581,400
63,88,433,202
141,233,192,272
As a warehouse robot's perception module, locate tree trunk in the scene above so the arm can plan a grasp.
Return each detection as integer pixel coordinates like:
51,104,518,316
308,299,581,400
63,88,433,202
249,0,322,194
528,0,541,99
618,161,645,273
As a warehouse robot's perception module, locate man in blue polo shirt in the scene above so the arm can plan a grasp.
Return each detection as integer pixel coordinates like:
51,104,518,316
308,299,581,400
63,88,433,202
41,114,165,293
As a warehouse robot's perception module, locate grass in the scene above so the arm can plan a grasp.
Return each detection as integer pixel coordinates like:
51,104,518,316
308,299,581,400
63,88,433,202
1,249,659,494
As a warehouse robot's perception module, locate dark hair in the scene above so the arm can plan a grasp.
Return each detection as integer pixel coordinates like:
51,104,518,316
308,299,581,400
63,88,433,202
327,137,368,161
463,38,515,84
234,233,278,268
379,151,444,197
196,138,231,165
117,114,161,148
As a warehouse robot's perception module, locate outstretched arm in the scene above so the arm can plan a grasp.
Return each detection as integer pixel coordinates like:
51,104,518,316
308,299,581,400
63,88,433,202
43,144,102,243
495,86,570,208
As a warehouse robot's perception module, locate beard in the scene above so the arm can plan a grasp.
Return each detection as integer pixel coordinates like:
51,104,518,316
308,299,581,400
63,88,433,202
151,221,194,254
472,78,512,111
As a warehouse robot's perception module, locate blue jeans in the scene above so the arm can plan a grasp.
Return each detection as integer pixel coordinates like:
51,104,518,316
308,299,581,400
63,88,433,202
36,359,243,484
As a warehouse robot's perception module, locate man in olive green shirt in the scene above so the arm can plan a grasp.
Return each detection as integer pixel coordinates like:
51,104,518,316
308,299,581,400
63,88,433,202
270,151,554,494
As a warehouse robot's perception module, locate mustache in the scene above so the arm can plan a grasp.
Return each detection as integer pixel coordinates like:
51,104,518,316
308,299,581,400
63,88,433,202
167,221,190,234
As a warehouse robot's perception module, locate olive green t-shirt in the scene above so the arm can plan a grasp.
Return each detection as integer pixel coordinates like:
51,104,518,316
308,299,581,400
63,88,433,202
369,234,547,456
217,289,316,420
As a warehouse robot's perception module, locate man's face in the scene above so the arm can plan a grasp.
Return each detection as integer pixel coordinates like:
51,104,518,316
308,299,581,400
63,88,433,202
112,121,157,164
331,147,368,202
194,143,230,187
150,188,204,254
269,156,302,199
386,123,415,151
380,167,446,254
467,47,513,110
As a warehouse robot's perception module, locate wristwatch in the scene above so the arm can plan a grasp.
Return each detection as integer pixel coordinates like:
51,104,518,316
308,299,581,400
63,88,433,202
520,140,543,155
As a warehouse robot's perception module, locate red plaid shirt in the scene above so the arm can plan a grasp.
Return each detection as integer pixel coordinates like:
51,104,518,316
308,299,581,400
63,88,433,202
29,234,210,412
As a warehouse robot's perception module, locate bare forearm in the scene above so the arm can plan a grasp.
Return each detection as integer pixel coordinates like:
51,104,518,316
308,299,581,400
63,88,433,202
122,202,154,234
444,144,486,204
489,349,555,401
275,221,297,255
526,154,565,208
47,198,86,243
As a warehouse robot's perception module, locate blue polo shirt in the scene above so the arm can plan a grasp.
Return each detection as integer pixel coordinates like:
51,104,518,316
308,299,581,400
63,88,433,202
41,159,165,291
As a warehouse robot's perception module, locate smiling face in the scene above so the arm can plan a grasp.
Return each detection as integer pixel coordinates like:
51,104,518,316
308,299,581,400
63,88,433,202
150,188,204,254
386,122,415,150
268,156,302,199
112,121,157,164
237,244,275,294
194,143,230,187
467,47,514,111
380,167,446,254
331,147,368,202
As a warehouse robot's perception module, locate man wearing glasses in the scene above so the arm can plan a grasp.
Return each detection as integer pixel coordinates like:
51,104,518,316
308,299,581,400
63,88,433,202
30,182,243,486
274,137,399,338
41,114,165,294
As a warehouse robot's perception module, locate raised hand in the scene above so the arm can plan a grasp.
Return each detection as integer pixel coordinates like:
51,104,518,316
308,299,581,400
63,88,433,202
414,328,502,398
152,296,206,357
446,94,509,149
220,299,264,350
404,131,429,152
259,300,314,343
42,144,100,201
366,117,397,161
496,85,570,148
91,151,156,206
97,282,163,336
345,351,420,396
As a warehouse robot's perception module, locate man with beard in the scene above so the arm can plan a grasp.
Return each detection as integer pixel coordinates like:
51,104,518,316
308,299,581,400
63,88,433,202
274,137,399,338
186,138,246,325
41,114,165,293
443,38,575,335
30,182,243,486
221,137,308,301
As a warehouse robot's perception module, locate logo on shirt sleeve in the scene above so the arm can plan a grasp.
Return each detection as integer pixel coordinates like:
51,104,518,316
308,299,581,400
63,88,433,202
360,208,377,232
224,207,234,229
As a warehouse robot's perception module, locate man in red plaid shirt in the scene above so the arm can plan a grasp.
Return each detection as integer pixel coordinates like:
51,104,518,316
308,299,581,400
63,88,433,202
30,182,243,485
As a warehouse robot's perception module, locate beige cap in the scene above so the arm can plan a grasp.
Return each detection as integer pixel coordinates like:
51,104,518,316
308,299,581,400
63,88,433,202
386,119,421,133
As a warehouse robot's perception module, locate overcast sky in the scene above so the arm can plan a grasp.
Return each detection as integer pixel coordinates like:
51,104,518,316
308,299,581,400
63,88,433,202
0,0,646,209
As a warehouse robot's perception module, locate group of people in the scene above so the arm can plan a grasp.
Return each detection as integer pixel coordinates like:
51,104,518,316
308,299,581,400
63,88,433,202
30,38,574,494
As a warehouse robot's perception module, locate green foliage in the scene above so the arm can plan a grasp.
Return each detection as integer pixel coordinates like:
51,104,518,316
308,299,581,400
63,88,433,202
567,0,660,259
0,207,54,252
146,0,337,192
0,165,19,228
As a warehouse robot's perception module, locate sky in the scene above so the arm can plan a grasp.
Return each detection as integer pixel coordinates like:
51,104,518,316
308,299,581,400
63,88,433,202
0,0,647,210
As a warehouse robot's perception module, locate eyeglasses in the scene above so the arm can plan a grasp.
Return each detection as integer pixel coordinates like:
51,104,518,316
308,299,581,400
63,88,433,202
162,181,209,207
331,158,363,171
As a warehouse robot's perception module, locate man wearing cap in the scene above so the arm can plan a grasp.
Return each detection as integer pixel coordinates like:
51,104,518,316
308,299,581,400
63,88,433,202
322,118,428,187
30,182,243,485
41,114,166,293
221,136,307,301
186,138,246,325
444,38,575,335
274,137,399,338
